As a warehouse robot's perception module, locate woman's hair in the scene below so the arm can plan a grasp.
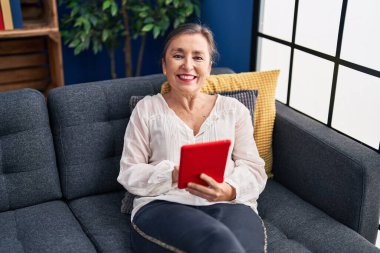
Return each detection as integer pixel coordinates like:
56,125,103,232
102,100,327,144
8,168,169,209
162,23,219,64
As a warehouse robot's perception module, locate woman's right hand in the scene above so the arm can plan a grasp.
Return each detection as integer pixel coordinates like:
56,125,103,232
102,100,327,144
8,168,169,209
172,166,179,183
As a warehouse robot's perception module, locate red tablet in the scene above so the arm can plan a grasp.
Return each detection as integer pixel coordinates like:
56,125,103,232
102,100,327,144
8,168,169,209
178,139,231,189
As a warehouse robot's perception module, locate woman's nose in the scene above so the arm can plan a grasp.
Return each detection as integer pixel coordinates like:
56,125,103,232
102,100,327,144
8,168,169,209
181,57,194,70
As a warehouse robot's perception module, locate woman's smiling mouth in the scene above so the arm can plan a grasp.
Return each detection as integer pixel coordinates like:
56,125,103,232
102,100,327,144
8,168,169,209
177,74,197,82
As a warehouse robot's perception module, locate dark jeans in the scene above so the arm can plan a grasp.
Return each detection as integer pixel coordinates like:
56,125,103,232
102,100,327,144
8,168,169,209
131,200,265,253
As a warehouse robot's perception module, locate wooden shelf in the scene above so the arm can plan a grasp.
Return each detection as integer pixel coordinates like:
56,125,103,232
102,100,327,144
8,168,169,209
0,27,58,38
0,0,63,95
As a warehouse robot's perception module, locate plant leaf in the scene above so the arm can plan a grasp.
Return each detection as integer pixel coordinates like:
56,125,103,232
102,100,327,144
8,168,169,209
111,2,118,16
89,15,97,26
139,12,148,18
103,1,111,10
68,38,80,48
144,17,154,23
142,23,154,32
74,17,83,27
74,46,82,55
102,30,110,42
153,26,160,39
185,4,193,16
83,19,91,33
174,18,180,28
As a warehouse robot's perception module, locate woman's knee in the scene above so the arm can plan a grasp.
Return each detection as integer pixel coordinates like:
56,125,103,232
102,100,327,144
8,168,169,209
189,223,246,253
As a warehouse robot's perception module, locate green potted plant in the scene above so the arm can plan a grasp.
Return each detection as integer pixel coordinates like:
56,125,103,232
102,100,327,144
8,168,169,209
60,0,123,79
60,0,200,78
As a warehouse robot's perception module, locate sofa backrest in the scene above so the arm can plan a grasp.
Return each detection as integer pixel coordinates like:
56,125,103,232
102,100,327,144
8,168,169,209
0,89,62,211
47,74,166,200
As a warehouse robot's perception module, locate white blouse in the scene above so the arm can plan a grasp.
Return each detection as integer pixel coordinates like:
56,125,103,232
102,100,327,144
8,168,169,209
117,94,267,219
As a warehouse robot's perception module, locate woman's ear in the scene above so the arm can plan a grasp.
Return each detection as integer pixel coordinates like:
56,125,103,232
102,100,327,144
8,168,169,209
207,61,212,74
162,59,166,75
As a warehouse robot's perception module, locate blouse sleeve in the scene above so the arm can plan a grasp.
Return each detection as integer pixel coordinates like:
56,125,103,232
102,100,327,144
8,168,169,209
117,101,175,196
224,105,267,204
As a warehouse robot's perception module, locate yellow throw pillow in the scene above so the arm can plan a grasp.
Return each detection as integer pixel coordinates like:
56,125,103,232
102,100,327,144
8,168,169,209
161,70,280,177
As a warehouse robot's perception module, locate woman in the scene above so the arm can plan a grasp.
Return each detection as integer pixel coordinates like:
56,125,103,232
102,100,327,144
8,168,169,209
118,23,267,253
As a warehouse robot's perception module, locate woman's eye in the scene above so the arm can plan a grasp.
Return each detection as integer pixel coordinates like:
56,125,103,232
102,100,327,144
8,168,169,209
194,56,203,61
173,55,183,59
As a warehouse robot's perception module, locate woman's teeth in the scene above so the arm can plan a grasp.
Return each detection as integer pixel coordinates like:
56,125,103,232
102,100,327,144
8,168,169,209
178,75,195,80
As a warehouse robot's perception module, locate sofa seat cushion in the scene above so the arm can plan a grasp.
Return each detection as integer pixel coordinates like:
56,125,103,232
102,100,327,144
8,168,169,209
68,191,132,253
263,220,312,253
259,180,379,253
0,200,96,253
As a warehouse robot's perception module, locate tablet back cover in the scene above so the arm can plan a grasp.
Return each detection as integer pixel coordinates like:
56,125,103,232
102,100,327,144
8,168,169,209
178,140,231,189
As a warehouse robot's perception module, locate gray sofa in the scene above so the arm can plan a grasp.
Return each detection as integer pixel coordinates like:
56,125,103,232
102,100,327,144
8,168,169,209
0,69,379,253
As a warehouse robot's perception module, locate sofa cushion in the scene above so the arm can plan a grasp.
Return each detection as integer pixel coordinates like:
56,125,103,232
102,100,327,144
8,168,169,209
263,220,312,253
0,200,96,253
68,191,132,253
258,180,379,253
48,75,166,200
0,89,61,211
161,70,280,177
217,90,258,123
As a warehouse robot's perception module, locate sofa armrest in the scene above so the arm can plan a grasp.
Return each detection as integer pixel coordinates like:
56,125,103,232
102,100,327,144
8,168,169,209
272,101,380,243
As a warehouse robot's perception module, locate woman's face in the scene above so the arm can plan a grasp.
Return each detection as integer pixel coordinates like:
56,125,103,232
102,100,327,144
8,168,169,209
162,33,212,95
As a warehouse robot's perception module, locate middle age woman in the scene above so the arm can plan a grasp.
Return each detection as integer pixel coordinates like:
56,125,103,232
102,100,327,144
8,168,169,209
118,23,267,253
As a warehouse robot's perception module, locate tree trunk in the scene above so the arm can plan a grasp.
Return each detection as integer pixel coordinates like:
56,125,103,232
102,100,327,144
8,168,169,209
109,48,117,79
135,33,146,76
122,2,133,77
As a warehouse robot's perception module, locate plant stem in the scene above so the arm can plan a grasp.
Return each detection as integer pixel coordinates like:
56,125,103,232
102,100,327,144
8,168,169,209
109,48,117,79
122,2,133,77
135,33,147,76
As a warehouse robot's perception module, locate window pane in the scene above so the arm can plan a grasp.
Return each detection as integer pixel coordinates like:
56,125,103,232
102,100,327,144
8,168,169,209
340,0,380,71
259,0,295,42
290,50,334,123
257,38,291,103
332,67,380,149
295,0,342,55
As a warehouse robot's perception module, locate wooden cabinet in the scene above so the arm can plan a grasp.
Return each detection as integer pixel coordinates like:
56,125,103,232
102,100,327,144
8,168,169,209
0,0,64,94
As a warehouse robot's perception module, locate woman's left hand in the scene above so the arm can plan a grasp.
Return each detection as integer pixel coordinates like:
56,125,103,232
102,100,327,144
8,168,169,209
186,174,236,202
